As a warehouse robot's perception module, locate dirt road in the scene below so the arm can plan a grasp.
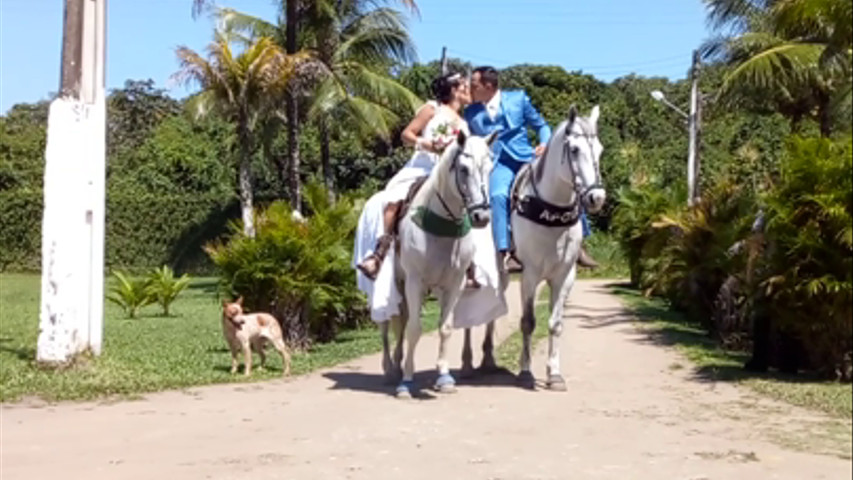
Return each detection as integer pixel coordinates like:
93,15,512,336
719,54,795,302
2,280,849,480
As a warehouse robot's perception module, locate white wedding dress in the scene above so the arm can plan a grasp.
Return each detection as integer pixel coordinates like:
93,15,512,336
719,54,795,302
352,101,507,328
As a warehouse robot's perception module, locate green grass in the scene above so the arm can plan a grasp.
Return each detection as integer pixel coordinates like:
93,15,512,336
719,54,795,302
577,232,629,280
612,285,853,420
495,286,551,373
0,273,438,403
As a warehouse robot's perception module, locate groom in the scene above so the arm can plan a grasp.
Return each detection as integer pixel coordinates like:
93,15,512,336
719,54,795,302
464,66,598,271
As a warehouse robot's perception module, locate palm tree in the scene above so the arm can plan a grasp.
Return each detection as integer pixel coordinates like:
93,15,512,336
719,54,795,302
172,33,304,237
701,0,852,136
195,0,421,205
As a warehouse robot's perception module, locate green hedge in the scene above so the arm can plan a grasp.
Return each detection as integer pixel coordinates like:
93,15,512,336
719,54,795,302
0,189,239,273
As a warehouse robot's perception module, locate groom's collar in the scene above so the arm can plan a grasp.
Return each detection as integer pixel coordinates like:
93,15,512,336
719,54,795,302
485,89,502,121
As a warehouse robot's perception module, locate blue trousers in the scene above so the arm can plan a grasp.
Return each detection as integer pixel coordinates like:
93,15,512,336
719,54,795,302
490,156,591,252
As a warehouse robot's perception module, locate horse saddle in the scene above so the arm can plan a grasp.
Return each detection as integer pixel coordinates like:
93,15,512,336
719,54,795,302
392,175,429,236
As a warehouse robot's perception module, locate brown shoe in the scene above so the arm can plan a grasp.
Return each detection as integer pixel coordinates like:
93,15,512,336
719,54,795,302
357,234,394,280
577,246,599,269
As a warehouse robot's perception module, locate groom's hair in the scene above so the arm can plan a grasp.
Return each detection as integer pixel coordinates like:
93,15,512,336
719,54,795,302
473,66,499,89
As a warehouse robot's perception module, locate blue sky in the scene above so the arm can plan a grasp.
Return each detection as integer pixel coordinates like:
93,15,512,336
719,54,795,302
0,0,713,114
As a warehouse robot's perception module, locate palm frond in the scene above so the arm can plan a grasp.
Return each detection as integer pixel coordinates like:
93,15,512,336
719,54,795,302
720,41,826,96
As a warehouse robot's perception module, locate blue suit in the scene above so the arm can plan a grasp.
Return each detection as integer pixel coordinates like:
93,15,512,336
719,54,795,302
464,90,552,252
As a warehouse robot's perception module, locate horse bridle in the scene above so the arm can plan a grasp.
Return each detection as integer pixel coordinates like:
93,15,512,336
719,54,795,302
562,126,604,204
436,146,489,222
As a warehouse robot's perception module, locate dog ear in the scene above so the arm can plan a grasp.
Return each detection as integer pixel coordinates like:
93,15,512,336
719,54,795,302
236,296,243,306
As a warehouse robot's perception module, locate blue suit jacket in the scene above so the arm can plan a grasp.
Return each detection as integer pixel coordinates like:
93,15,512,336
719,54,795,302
464,90,551,164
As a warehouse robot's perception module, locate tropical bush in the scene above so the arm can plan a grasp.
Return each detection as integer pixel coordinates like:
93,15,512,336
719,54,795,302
611,184,677,287
146,265,192,316
756,136,852,379
642,179,754,331
107,270,155,319
205,182,367,348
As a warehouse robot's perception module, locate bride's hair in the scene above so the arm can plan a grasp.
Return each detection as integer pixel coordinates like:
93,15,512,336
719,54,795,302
431,72,464,105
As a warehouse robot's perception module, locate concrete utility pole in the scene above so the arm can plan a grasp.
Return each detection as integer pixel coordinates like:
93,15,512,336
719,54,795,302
440,46,448,74
650,49,703,207
687,49,701,206
37,0,108,364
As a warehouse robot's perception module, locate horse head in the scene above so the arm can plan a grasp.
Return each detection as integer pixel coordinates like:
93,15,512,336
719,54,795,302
440,129,498,228
561,104,606,214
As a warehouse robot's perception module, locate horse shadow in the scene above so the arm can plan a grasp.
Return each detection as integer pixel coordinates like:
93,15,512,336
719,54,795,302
322,366,522,399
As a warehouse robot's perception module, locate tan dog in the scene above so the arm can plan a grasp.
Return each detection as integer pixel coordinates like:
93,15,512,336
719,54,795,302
221,297,291,377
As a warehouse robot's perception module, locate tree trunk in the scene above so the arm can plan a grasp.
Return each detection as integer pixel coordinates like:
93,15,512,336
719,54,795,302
285,0,302,212
286,91,301,212
319,117,335,202
817,92,832,138
238,119,256,237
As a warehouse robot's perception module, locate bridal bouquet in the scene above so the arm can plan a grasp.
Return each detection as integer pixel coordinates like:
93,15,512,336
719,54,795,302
431,121,460,150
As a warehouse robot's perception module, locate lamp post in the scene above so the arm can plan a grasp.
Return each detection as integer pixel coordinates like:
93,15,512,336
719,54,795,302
650,50,702,207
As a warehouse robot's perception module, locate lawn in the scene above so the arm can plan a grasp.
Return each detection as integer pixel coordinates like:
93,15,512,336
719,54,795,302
0,273,438,403
613,285,853,420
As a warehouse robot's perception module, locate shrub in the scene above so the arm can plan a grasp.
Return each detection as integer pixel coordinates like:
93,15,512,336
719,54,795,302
205,182,368,348
643,179,754,331
611,184,676,286
757,136,852,380
107,270,155,318
146,265,191,316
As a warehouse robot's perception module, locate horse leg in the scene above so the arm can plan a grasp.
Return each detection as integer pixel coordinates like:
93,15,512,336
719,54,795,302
479,320,499,373
381,321,395,384
517,270,539,389
398,278,424,399
545,266,576,392
460,328,475,379
435,284,463,393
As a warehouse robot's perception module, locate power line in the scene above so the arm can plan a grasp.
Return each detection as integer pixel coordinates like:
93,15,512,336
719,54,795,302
446,48,689,75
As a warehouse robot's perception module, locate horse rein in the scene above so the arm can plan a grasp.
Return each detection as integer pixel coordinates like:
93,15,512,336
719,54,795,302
436,146,489,222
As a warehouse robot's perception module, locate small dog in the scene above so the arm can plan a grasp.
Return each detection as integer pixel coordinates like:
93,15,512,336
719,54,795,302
221,297,291,377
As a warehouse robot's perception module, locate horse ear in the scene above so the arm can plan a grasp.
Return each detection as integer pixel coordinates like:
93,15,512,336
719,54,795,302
590,105,600,125
568,104,578,124
236,296,243,306
456,129,467,147
485,131,499,147
222,299,228,307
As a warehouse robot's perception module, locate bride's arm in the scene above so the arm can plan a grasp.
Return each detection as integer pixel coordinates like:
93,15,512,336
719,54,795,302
401,103,437,151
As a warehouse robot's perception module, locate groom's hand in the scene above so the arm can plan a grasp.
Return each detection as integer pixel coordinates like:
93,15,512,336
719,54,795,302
534,144,546,158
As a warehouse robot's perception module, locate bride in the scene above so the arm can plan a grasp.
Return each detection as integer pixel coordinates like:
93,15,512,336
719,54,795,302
352,72,506,326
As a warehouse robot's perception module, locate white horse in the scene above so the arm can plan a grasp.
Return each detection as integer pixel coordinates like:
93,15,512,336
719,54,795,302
382,129,497,399
463,104,606,390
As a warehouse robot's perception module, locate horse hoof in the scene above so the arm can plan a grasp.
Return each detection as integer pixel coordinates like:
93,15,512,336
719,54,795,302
517,370,536,390
395,381,414,399
434,373,457,393
546,374,567,392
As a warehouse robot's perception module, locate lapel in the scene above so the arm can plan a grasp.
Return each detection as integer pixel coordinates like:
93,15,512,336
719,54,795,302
499,91,516,130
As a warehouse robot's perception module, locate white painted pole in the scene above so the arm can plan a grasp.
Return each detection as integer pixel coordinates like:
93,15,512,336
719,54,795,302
37,0,107,364
687,50,700,207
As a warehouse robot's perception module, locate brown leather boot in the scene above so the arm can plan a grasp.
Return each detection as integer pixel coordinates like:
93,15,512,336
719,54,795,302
357,234,394,280
577,246,599,269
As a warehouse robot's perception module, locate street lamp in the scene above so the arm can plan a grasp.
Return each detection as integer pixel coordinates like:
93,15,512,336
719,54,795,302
650,90,688,120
